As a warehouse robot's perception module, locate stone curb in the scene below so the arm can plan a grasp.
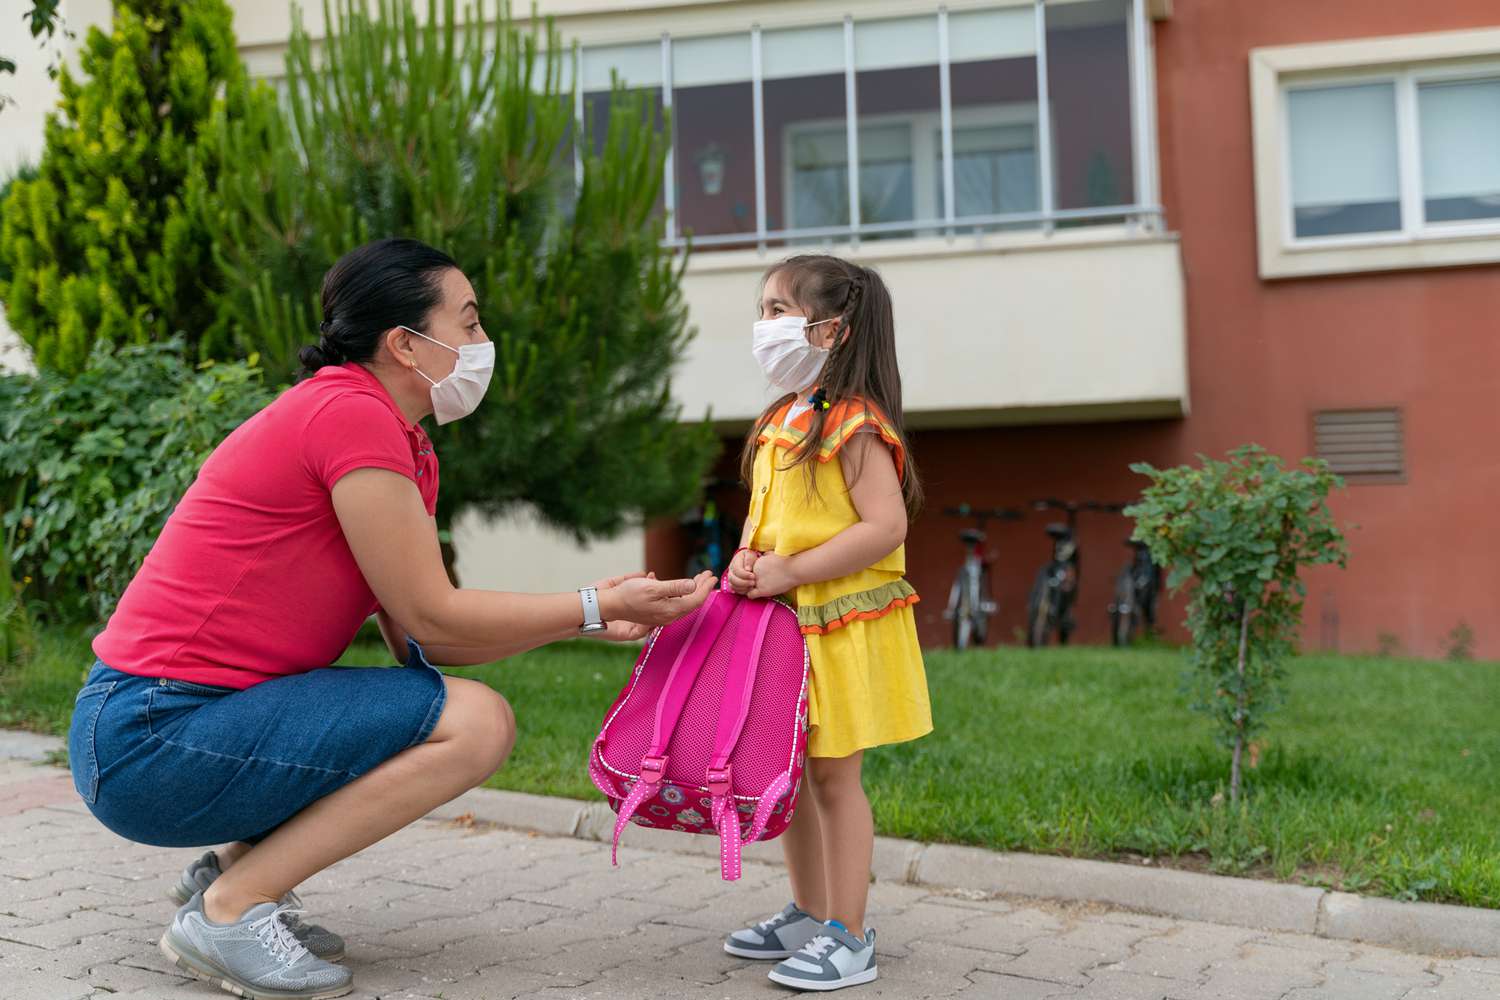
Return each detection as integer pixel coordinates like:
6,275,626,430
428,784,1500,958
6,733,1497,958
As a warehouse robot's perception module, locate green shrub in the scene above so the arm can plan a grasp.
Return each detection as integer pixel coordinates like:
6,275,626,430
1127,445,1348,801
0,0,247,373
0,341,274,621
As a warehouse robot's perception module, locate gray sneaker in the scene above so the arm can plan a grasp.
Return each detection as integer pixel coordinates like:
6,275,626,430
170,852,345,962
725,902,825,960
160,892,353,1000
768,923,877,991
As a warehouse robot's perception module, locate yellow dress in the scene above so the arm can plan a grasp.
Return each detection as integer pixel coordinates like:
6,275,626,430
747,397,932,759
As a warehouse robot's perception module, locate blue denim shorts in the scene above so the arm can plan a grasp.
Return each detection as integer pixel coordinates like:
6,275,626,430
68,639,447,847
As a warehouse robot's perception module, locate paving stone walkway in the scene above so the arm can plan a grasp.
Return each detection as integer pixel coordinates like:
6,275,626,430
1,760,1496,1000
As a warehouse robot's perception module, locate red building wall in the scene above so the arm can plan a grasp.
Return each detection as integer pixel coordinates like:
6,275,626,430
652,0,1500,661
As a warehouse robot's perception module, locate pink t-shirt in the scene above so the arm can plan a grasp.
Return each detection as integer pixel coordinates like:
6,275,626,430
92,363,440,689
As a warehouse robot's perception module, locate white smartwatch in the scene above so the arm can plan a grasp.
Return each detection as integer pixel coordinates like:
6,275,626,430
578,587,608,634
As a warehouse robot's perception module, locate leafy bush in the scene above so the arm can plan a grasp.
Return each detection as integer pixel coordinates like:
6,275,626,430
0,341,274,621
0,0,247,373
1127,446,1348,800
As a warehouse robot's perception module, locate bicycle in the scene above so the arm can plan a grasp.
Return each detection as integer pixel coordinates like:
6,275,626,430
1024,499,1125,647
942,504,1023,650
1109,539,1161,646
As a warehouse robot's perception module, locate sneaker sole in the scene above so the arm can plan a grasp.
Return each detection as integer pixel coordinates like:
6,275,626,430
724,941,797,960
767,966,878,991
159,930,352,1000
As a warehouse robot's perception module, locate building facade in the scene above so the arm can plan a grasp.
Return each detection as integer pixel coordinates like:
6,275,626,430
3,0,1497,657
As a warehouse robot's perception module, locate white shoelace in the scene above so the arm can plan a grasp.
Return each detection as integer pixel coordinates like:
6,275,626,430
248,904,311,964
757,910,793,933
797,935,837,960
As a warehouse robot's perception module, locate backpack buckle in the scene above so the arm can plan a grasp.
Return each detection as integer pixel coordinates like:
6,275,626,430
706,765,733,797
639,755,668,784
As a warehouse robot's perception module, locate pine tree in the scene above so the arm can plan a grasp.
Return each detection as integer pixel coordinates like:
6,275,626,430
0,0,244,373
195,0,718,547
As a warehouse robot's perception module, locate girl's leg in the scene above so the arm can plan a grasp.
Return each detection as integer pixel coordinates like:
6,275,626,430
807,751,872,932
780,776,827,919
202,676,515,924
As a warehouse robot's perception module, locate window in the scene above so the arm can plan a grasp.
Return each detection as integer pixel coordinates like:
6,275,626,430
574,0,1160,250
1251,28,1500,277
1286,83,1400,238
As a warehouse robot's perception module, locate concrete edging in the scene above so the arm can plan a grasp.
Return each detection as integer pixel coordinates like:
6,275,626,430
427,785,1500,958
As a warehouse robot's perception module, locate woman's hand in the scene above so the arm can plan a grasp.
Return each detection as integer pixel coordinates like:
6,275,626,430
588,572,657,642
747,554,800,599
598,571,716,628
726,549,759,595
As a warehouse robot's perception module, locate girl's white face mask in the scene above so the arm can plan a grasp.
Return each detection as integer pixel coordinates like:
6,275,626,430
400,325,495,425
752,315,838,393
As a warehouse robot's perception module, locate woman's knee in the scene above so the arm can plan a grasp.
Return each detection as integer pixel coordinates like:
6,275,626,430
432,677,517,782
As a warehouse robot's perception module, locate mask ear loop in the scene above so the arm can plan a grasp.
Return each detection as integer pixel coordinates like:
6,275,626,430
397,324,453,387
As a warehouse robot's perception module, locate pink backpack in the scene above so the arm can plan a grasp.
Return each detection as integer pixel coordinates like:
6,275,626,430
588,573,809,881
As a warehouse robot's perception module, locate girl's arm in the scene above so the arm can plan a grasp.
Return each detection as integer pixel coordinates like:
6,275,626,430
747,434,907,597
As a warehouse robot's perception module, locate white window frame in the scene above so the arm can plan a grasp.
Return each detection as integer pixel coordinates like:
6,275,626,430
576,0,1163,253
1252,26,1500,279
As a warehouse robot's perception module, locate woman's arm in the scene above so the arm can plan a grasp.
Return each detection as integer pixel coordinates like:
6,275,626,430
333,468,713,664
747,435,907,598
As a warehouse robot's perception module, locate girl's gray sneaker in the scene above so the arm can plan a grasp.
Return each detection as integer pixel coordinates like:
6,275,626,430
170,852,345,962
160,892,353,1000
768,923,877,991
725,902,825,960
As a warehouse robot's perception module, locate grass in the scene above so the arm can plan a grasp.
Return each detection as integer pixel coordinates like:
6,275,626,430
6,628,1497,908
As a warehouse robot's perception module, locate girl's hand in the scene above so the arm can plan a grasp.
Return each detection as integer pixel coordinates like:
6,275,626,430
747,554,799,599
726,549,760,595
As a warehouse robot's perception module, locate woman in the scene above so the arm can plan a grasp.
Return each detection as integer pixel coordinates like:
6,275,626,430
68,238,714,1000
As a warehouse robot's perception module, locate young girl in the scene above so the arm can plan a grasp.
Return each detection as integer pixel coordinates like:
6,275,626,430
723,255,931,991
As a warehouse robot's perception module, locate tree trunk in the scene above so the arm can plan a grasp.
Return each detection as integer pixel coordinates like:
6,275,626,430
1230,601,1251,802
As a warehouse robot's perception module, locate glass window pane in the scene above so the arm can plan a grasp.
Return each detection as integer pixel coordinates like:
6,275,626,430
1287,82,1400,238
764,25,849,233
854,16,938,233
949,6,1040,227
1045,0,1135,213
673,34,756,238
1419,78,1500,225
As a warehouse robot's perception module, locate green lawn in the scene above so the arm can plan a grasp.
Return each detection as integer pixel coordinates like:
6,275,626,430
6,629,1497,908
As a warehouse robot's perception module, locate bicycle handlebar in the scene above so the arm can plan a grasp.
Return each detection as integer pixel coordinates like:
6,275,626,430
943,504,1023,521
1031,498,1130,514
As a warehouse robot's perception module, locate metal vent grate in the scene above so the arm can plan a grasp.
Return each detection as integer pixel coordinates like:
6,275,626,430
1314,408,1404,480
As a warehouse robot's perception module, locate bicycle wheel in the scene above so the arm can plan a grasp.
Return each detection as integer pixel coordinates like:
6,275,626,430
953,566,976,650
1026,567,1052,648
1111,568,1134,647
972,565,993,647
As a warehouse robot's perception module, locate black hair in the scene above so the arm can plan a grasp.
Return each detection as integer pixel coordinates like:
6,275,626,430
298,237,461,378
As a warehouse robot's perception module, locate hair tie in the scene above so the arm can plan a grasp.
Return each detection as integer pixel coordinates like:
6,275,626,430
807,388,831,411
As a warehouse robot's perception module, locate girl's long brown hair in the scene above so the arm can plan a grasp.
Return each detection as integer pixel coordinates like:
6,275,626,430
740,255,923,518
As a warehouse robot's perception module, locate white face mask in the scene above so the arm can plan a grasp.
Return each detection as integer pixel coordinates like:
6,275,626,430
400,326,495,425
752,315,838,392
